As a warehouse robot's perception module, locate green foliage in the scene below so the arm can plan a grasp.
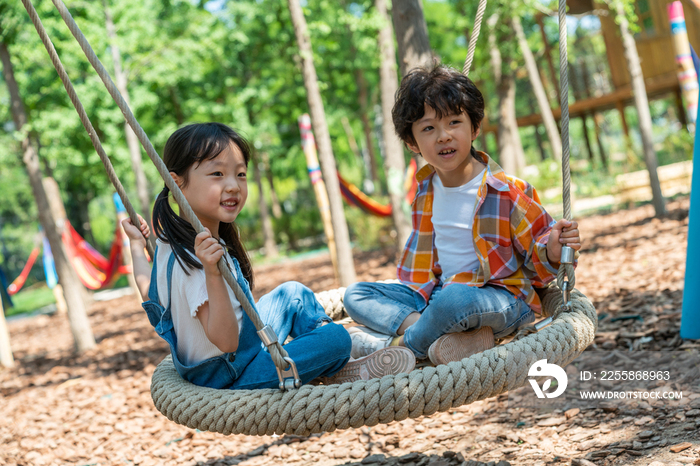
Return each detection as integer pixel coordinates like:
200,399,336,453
0,0,691,272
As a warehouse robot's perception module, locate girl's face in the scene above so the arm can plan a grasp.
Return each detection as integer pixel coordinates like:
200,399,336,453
172,142,248,236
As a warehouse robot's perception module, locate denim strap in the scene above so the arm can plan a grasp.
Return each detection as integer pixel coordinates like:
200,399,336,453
165,252,176,310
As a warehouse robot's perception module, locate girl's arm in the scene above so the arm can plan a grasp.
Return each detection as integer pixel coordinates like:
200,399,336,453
194,229,240,353
121,216,152,300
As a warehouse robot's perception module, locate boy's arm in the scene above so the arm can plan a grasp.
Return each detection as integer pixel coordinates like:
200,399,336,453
512,202,563,286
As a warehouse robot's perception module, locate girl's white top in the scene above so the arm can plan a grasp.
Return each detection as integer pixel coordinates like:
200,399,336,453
155,239,243,365
432,169,484,281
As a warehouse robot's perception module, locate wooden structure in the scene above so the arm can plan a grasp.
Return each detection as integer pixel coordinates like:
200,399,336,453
485,0,700,161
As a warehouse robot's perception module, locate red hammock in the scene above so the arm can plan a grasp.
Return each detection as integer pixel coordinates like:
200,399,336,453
7,246,41,295
337,159,418,217
62,222,130,290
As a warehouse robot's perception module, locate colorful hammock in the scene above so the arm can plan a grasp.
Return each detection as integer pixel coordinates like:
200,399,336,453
62,222,130,290
7,246,41,295
337,159,418,217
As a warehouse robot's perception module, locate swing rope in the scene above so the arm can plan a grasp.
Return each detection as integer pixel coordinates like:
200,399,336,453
556,0,577,295
462,0,487,77
21,0,296,385
22,0,598,435
21,0,155,261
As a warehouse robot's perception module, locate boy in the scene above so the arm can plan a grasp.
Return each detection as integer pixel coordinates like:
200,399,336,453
344,64,581,365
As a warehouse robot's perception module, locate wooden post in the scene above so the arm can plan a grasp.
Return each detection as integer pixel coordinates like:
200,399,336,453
616,101,630,139
593,114,608,169
533,125,548,161
668,2,699,124
675,86,689,128
0,294,14,368
581,114,594,164
41,178,71,315
536,14,560,99
298,114,339,279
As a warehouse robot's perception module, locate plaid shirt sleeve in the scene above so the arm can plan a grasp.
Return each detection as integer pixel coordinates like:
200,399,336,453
509,179,559,287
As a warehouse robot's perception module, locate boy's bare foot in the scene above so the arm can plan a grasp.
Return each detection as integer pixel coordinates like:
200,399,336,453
427,327,495,365
320,347,415,385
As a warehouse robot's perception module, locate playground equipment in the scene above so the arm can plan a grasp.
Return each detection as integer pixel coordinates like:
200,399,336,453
337,159,418,218
21,0,595,435
5,214,132,297
6,245,40,296
668,1,699,125
681,88,700,340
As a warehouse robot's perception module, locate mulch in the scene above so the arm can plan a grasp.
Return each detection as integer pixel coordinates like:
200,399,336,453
1,197,698,466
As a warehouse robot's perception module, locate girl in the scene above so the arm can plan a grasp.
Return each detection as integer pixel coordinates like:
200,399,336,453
123,123,415,389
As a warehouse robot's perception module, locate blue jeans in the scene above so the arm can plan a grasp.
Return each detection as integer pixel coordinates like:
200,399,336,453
343,282,534,359
231,282,352,389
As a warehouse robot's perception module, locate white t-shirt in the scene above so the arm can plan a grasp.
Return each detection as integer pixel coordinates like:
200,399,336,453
155,239,243,366
432,169,485,281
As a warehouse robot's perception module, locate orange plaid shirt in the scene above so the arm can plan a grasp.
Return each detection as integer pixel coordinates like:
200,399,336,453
397,151,563,314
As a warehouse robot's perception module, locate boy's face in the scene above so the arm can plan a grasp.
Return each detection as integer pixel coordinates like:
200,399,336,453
407,104,481,187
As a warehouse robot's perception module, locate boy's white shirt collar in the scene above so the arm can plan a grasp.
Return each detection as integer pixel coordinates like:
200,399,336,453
415,151,511,193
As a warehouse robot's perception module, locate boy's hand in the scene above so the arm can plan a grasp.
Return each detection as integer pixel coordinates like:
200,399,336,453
546,219,581,264
195,228,225,275
121,215,150,246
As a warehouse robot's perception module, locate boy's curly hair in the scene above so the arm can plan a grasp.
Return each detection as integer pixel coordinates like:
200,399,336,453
392,64,485,152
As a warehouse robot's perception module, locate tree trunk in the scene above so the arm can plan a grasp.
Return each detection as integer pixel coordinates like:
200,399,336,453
355,70,380,187
512,16,562,162
261,152,282,219
1,42,95,352
103,0,152,222
614,0,666,216
287,0,356,286
377,0,412,251
391,0,432,171
391,0,433,76
252,153,278,258
0,294,14,368
488,17,526,175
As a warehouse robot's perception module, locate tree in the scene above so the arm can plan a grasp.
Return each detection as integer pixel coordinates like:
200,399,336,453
287,0,357,286
488,14,526,174
102,0,151,222
251,152,278,258
377,0,411,251
610,0,666,216
391,0,433,76
512,15,562,162
0,293,13,368
0,39,95,353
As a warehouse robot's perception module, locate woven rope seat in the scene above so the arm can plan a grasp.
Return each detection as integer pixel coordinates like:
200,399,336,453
150,284,597,436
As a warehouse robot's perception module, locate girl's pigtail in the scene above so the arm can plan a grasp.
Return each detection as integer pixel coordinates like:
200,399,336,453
152,185,201,274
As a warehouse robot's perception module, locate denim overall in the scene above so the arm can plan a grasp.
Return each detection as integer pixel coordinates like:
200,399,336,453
143,248,352,390
142,249,263,389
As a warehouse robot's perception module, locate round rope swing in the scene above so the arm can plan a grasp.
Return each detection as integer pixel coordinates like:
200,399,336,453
22,0,597,436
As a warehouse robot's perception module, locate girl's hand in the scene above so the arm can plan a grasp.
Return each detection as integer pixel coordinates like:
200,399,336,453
195,228,225,275
546,219,581,264
121,215,150,246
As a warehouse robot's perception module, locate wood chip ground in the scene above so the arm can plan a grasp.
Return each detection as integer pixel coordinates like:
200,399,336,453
2,198,699,466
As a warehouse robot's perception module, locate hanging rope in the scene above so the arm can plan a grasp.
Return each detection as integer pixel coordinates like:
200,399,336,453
20,0,155,260
556,0,576,294
22,0,293,379
462,0,487,77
